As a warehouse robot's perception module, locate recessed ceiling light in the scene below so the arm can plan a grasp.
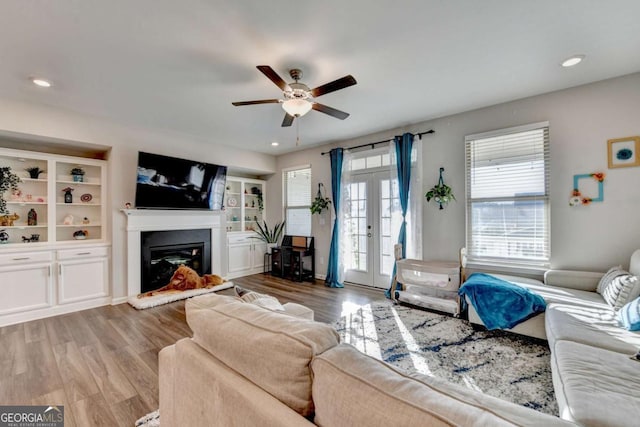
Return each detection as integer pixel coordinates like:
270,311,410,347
271,142,279,147
31,78,52,87
561,55,585,67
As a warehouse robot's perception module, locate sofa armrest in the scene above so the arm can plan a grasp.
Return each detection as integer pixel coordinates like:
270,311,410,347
159,343,177,427
544,269,603,292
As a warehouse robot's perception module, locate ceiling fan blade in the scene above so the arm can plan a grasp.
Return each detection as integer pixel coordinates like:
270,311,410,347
281,113,295,127
312,103,350,120
257,65,291,91
310,75,357,97
232,99,281,106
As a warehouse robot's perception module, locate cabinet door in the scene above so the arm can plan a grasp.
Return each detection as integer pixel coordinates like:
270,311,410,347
58,257,109,304
228,243,252,273
251,243,267,270
0,263,52,315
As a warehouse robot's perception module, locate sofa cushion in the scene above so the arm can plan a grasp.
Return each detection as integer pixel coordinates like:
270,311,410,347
599,270,640,310
186,294,339,417
311,344,571,427
596,265,624,294
551,340,640,426
546,303,640,354
619,296,640,331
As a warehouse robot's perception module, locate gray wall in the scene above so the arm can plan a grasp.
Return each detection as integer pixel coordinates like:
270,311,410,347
268,72,640,275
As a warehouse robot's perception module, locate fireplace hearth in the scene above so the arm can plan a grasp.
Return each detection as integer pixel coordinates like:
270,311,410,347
141,229,211,293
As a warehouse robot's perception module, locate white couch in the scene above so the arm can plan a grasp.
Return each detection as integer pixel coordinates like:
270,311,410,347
465,250,640,426
159,293,571,426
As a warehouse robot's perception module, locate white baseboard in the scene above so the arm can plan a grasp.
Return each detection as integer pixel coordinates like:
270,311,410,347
111,296,128,305
315,273,326,280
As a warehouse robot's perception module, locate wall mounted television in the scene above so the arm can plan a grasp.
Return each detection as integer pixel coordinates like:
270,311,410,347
135,151,227,210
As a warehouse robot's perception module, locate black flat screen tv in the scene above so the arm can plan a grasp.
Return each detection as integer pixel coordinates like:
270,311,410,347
135,151,227,210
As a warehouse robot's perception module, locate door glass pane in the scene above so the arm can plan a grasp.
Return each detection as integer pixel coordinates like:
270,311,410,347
346,180,368,272
380,179,397,276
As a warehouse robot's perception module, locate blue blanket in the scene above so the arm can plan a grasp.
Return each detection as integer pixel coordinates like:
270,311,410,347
458,273,546,330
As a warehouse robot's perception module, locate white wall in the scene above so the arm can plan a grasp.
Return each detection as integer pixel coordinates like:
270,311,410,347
0,98,276,298
269,72,640,275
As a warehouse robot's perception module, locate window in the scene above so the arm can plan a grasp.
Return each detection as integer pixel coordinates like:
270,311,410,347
284,167,312,236
465,122,550,268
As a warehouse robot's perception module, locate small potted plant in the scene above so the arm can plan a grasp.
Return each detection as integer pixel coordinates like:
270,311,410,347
0,167,21,214
310,183,332,215
25,166,45,179
425,168,455,210
252,220,286,253
70,167,85,182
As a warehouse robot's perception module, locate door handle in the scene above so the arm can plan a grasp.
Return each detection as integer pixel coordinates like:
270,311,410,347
367,233,372,238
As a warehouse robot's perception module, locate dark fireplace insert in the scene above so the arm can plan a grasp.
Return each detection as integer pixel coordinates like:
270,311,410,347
141,229,211,293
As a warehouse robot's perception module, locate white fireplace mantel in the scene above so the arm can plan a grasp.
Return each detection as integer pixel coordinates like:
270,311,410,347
122,209,227,296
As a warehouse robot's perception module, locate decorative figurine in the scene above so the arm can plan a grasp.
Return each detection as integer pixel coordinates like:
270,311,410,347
0,229,9,243
27,208,37,226
62,187,74,203
73,230,88,240
63,214,74,225
125,202,132,209
82,217,90,224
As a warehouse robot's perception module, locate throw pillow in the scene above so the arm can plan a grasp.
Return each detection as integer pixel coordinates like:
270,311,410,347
597,265,624,294
619,297,640,331
235,287,286,312
600,272,639,310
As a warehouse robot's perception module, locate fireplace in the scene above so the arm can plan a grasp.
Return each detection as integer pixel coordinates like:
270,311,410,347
123,209,226,297
141,229,211,293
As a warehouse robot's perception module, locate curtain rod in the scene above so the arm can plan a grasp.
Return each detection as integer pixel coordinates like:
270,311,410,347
320,129,435,156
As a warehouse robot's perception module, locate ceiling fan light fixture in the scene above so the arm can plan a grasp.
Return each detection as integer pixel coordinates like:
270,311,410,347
282,99,312,117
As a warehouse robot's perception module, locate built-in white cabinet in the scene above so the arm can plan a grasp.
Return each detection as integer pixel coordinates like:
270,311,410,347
224,176,268,279
0,147,111,327
57,246,110,304
0,252,53,315
223,177,265,233
226,233,267,279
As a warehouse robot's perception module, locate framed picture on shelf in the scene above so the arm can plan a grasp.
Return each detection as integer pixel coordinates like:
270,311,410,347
607,136,640,169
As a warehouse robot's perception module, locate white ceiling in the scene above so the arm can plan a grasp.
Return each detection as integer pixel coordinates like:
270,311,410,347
1,1,640,155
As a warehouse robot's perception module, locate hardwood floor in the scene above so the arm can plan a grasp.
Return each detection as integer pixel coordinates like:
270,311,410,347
0,274,385,426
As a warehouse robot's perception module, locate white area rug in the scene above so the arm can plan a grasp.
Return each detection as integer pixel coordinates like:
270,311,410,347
127,282,233,309
334,300,557,416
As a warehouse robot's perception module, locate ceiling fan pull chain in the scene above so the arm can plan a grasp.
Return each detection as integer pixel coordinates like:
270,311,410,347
296,119,300,146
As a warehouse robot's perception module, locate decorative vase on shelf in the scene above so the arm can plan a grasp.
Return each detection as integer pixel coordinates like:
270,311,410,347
70,167,85,183
62,187,73,203
25,167,45,179
27,209,37,226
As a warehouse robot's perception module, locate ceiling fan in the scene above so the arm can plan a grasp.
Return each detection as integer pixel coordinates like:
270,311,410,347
232,65,357,127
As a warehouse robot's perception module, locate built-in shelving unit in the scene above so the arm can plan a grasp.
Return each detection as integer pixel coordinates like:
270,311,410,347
0,147,110,327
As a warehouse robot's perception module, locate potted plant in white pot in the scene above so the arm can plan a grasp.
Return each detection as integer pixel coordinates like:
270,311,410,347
253,220,286,253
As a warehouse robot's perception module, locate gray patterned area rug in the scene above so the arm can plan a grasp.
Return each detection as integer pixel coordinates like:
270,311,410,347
334,300,558,416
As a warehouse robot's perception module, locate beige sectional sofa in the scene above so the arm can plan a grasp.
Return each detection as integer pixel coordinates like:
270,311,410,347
159,293,571,426
464,250,640,426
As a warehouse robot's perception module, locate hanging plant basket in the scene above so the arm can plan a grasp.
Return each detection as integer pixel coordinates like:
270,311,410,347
425,167,455,210
310,183,332,215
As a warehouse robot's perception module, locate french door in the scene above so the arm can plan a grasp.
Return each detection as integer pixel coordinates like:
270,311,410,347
344,170,396,288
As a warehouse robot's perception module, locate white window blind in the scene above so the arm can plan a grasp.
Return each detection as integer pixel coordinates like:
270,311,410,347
284,167,311,236
465,122,550,267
